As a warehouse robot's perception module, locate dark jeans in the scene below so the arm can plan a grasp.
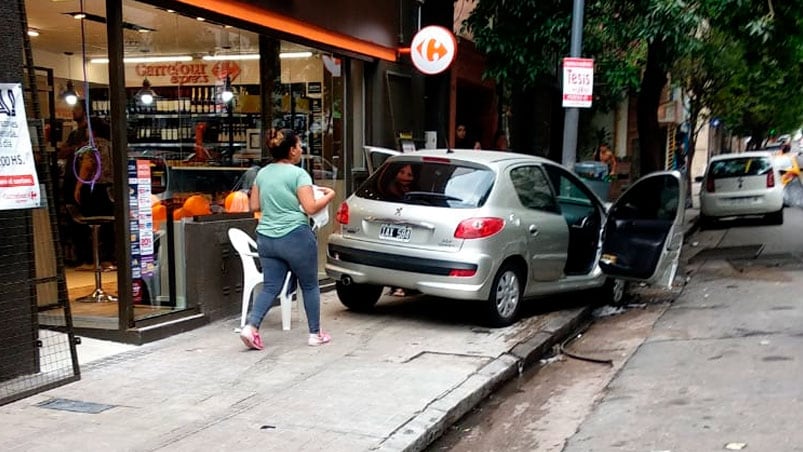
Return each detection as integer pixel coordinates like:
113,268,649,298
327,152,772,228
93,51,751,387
246,225,321,334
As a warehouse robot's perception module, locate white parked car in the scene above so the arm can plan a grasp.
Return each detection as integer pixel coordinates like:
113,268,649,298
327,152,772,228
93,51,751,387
699,151,784,227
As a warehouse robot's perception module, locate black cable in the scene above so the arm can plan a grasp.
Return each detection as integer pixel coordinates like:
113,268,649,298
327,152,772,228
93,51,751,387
557,321,614,366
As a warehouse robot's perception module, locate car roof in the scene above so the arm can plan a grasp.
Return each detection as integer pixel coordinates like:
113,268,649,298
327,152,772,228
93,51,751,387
710,151,774,161
391,149,551,166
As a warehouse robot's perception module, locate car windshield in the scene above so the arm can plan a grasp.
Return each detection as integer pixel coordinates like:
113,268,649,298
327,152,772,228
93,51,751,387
709,157,772,179
355,160,495,208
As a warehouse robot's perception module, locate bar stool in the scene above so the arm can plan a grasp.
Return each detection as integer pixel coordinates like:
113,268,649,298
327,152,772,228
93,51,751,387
67,204,117,303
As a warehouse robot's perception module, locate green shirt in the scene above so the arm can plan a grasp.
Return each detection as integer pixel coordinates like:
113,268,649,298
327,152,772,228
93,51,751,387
254,163,312,238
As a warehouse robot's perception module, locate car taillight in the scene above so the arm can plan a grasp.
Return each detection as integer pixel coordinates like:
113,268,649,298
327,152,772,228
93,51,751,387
454,217,505,239
449,268,477,277
335,202,349,224
705,177,715,193
766,171,775,188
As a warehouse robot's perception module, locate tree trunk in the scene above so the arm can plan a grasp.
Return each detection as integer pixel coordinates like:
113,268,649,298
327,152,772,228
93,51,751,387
637,41,669,176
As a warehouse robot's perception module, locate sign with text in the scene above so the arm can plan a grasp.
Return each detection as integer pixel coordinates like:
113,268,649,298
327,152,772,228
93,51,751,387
0,83,41,210
410,26,457,75
562,58,594,108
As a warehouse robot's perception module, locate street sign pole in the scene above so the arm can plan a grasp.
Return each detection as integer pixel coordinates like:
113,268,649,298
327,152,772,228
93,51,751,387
561,0,585,168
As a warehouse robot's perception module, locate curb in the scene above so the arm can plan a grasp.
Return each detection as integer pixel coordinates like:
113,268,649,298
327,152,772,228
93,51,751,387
375,306,593,452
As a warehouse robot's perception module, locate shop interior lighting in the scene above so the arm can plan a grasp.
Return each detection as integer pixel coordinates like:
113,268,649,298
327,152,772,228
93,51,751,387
202,54,260,61
62,52,78,105
63,80,78,106
89,55,193,64
221,76,234,103
63,12,156,32
27,28,40,37
137,78,156,105
279,51,313,59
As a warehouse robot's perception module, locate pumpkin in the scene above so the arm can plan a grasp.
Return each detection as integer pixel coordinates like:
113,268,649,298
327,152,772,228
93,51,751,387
173,207,185,221
152,203,167,230
225,190,250,213
183,194,212,216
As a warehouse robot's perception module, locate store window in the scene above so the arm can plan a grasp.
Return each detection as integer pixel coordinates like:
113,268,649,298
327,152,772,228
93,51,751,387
28,0,347,332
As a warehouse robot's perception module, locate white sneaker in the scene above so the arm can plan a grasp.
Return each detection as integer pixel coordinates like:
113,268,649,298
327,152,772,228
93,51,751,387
308,331,331,346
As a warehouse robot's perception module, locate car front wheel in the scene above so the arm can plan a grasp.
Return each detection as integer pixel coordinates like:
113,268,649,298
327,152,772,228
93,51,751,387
485,264,523,327
335,281,383,311
599,278,630,306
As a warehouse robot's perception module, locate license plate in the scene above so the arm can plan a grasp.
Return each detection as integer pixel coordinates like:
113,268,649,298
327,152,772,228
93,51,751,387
728,197,755,205
379,223,412,242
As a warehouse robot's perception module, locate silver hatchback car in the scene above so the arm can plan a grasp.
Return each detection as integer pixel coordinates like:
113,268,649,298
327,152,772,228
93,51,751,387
326,149,685,326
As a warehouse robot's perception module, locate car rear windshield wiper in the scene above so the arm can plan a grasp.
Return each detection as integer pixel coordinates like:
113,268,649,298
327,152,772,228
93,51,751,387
403,191,464,205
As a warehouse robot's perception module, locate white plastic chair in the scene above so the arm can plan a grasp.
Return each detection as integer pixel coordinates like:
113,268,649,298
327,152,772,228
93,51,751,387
228,228,298,331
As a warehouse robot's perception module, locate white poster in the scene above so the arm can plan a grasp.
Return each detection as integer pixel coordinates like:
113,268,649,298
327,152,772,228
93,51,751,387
562,58,594,108
0,83,41,210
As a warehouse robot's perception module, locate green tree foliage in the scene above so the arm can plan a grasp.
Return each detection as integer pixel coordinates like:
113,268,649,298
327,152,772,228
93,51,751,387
465,0,803,173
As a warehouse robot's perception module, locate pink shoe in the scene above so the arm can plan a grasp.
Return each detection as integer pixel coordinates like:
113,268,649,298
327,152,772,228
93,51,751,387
240,325,264,350
308,331,331,346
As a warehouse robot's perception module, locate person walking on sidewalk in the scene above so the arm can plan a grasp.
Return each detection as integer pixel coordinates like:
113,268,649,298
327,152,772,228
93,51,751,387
240,128,336,350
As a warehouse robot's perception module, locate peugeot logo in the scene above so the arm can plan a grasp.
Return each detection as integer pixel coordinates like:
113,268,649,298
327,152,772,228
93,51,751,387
395,207,403,216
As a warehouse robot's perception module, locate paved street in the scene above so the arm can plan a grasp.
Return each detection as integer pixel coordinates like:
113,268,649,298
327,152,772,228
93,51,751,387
563,207,803,451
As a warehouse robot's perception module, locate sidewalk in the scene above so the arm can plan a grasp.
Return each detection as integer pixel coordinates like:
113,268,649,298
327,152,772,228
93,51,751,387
0,207,699,452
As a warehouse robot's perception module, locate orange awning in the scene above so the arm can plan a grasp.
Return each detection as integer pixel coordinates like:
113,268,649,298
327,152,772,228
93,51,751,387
174,0,398,62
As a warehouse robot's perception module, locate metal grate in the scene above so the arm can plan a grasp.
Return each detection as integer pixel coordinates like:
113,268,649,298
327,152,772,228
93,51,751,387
37,397,115,414
0,0,79,407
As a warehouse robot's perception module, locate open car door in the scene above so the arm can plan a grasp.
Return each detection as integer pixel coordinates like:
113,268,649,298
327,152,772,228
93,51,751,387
364,146,400,174
599,171,685,288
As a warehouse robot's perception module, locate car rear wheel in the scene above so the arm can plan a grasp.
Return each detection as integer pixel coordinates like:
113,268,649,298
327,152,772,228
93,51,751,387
766,208,784,225
335,281,383,311
485,264,523,327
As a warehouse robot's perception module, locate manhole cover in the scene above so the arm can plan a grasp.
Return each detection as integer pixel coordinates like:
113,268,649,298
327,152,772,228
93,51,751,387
37,398,115,414
690,244,764,262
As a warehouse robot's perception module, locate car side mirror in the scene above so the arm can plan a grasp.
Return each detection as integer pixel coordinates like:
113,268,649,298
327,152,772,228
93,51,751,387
694,176,704,183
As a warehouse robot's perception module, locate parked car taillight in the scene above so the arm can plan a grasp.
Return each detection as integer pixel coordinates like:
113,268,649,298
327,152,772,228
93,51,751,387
705,176,715,193
454,217,504,239
766,171,776,188
336,202,349,224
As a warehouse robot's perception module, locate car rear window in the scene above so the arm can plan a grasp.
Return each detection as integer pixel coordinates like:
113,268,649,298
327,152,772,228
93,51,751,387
355,160,495,208
709,157,772,179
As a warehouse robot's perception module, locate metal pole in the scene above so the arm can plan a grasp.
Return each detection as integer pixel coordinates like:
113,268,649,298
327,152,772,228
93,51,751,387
561,0,585,167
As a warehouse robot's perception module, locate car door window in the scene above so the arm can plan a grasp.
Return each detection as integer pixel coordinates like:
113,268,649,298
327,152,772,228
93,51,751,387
509,165,559,213
613,176,679,221
542,165,596,224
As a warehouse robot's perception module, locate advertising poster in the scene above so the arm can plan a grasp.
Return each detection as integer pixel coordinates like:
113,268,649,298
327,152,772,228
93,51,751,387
562,58,595,108
128,159,155,282
0,83,41,210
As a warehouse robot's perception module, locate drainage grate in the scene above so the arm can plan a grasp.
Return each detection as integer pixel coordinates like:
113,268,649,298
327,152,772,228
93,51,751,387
690,244,764,262
37,398,115,414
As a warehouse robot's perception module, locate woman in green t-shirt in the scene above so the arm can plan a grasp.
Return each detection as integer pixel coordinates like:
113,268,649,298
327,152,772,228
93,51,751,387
240,129,336,350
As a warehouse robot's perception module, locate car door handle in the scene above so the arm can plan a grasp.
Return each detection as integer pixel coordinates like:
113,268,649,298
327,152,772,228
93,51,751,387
529,224,539,236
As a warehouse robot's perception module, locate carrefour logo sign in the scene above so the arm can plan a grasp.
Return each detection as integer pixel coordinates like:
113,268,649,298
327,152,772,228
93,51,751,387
410,26,457,75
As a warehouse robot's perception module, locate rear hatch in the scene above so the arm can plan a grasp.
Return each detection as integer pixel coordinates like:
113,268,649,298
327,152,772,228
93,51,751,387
708,156,774,193
340,157,496,253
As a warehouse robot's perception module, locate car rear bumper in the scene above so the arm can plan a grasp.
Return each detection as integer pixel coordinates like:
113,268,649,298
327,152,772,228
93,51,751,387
700,190,783,217
325,242,495,300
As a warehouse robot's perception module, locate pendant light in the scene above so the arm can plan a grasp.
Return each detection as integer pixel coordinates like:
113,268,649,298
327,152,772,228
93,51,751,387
62,52,78,105
221,76,234,103
137,78,156,105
